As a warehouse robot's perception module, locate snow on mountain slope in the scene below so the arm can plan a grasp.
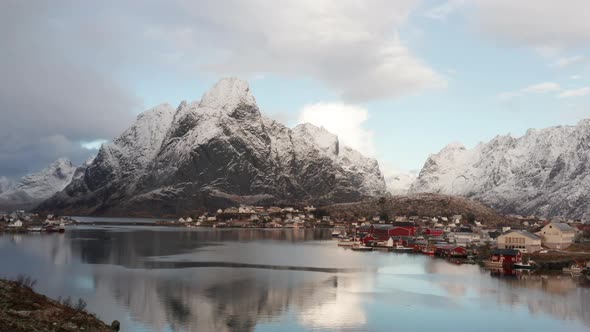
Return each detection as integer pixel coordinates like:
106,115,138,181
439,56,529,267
385,171,417,195
38,78,387,216
0,176,14,194
0,158,78,210
411,120,590,219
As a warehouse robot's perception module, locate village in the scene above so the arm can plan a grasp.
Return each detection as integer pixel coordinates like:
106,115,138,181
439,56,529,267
2,205,590,276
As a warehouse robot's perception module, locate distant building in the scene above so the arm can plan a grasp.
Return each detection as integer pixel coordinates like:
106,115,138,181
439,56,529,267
8,220,23,228
535,222,576,249
497,230,542,253
490,249,522,267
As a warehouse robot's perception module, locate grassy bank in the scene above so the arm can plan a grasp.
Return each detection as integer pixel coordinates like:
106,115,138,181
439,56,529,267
0,276,118,332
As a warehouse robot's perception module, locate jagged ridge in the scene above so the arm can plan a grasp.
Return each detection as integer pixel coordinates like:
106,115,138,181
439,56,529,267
411,120,590,219
0,158,81,210
37,78,386,216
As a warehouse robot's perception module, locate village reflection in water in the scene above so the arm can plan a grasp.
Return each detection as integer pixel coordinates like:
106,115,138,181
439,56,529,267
0,227,589,331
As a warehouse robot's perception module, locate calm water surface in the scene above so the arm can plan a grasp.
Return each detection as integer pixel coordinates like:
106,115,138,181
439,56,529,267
1,225,589,332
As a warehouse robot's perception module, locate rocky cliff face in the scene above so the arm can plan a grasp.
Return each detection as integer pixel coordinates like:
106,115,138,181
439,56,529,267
410,120,590,219
0,158,79,210
38,78,386,216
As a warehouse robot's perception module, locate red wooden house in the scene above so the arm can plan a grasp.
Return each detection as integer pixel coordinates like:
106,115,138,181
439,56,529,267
435,244,468,258
490,249,522,267
424,228,444,237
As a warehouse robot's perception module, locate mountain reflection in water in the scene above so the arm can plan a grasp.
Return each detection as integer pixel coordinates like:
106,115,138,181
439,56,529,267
0,226,589,332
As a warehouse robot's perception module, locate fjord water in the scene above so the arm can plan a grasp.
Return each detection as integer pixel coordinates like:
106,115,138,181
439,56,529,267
0,227,588,332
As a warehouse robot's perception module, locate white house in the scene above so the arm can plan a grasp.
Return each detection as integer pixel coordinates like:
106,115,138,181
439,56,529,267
535,222,576,249
8,220,23,228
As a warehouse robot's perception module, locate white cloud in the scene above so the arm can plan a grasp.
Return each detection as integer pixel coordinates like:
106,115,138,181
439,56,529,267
145,0,445,101
570,75,582,80
559,87,590,98
81,139,108,150
424,0,466,20
498,82,561,100
521,82,561,94
551,55,585,68
298,103,376,156
472,0,590,50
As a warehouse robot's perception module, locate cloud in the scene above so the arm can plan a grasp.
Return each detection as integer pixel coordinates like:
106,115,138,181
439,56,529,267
298,103,376,156
0,2,140,178
81,139,109,150
49,0,443,102
570,75,582,80
559,87,590,98
424,0,466,20
551,55,586,68
0,1,449,177
471,0,590,51
195,1,445,101
521,82,561,94
498,82,561,100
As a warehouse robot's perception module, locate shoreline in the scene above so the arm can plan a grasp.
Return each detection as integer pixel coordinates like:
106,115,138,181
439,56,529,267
0,278,118,331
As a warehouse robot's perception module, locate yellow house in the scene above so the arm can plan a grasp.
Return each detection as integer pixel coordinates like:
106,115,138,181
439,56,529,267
535,222,576,249
497,230,542,253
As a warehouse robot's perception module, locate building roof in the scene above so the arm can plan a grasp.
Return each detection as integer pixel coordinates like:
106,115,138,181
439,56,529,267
548,222,575,232
392,222,415,227
501,229,541,240
492,249,521,256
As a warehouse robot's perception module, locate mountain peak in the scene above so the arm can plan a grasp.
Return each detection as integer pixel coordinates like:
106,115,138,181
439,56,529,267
199,77,257,112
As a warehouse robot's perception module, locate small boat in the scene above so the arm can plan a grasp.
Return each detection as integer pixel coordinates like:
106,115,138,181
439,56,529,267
351,244,373,252
337,239,357,247
331,226,346,237
513,262,534,270
391,244,413,253
422,248,435,256
27,226,43,232
563,265,584,275
58,223,66,233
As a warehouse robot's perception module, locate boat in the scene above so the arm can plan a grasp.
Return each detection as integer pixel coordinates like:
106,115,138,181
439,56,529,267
391,244,413,253
563,265,584,275
58,223,66,233
331,226,346,237
513,261,535,270
350,244,373,252
27,226,43,232
421,248,435,256
337,239,357,247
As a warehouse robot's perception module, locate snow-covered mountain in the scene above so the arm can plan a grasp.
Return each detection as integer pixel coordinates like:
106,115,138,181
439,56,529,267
38,78,386,216
0,158,79,210
0,176,14,194
384,170,417,195
410,119,590,219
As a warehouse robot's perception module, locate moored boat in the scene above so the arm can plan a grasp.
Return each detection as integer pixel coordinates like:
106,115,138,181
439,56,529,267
513,262,535,270
421,248,435,256
391,244,413,253
351,244,373,252
337,239,357,247
563,265,584,275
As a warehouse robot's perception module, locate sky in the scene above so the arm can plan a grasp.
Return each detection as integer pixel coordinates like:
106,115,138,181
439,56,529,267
1,0,590,181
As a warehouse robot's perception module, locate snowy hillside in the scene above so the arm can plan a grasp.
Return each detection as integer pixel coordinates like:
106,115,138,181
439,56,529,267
38,78,387,216
411,120,590,219
0,158,79,210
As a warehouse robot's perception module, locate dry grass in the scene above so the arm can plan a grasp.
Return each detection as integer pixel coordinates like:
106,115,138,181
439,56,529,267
0,278,113,332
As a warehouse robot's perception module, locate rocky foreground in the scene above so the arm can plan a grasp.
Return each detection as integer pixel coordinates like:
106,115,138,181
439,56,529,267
0,278,117,332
